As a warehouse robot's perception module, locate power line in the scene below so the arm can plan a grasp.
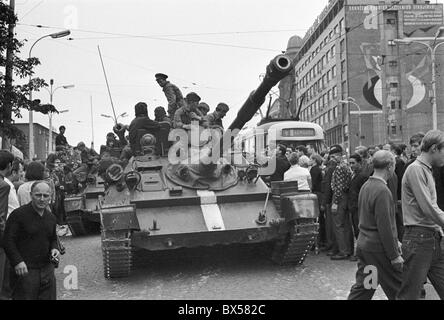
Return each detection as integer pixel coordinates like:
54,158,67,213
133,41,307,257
16,23,285,52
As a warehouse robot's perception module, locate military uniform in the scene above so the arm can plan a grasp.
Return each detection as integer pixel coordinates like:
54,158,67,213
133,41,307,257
162,82,186,118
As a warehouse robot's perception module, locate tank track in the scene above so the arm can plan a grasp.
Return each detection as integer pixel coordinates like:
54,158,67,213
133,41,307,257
272,220,319,265
66,210,87,237
101,230,133,279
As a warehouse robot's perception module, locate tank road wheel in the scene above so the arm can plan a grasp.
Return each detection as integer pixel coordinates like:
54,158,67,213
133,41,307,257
66,210,87,236
272,220,319,265
101,229,133,279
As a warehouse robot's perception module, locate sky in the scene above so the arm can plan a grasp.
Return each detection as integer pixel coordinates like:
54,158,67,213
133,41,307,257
10,0,444,149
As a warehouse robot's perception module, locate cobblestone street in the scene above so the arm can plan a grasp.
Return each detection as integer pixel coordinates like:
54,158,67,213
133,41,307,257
55,235,439,300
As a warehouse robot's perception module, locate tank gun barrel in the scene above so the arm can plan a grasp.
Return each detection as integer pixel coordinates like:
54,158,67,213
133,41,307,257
210,54,294,159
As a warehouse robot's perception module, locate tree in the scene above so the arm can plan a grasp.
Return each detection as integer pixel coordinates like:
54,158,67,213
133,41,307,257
0,2,52,149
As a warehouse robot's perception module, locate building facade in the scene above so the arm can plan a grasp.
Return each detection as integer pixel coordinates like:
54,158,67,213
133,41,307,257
283,0,444,153
14,123,57,160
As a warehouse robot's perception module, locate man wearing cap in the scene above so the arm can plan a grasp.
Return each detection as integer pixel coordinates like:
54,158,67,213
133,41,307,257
330,144,354,260
198,102,210,116
173,92,204,130
203,103,229,129
155,73,186,118
128,102,161,152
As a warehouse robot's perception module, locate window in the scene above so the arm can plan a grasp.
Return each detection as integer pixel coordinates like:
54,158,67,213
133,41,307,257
389,60,398,67
332,65,337,78
334,25,339,35
387,18,396,25
341,80,347,99
322,75,326,88
333,106,338,119
340,39,345,54
341,60,346,74
329,31,333,39
331,46,336,59
391,100,396,109
332,86,338,98
339,19,344,34
391,125,397,135
327,70,331,82
328,110,332,122
390,82,399,88
327,89,332,102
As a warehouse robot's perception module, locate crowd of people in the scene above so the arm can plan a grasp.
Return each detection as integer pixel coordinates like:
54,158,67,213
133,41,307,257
268,130,444,300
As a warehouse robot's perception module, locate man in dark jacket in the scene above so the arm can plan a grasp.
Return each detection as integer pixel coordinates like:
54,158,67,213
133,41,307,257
310,154,325,246
4,181,60,300
321,154,338,255
347,153,369,261
269,145,291,182
128,102,161,153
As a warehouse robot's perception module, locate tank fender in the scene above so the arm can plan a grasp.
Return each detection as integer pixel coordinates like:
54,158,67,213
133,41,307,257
100,204,140,231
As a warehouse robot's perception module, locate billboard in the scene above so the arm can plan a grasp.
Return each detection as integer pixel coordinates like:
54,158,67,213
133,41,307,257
345,3,443,118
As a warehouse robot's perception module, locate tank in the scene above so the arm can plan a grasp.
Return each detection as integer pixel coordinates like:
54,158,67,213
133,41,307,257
98,54,320,279
63,159,104,236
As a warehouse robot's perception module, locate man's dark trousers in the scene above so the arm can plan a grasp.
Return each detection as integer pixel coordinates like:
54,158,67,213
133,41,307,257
11,263,56,300
0,248,12,300
397,227,444,300
332,196,353,256
325,204,338,252
348,247,403,300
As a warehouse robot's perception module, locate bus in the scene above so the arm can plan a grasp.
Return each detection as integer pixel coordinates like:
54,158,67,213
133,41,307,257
235,120,326,164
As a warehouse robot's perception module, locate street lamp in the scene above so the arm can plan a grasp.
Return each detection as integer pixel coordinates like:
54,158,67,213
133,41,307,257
339,97,362,147
44,79,74,155
28,29,70,159
394,27,444,130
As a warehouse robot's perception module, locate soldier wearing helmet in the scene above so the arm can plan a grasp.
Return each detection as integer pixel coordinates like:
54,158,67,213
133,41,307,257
203,103,229,129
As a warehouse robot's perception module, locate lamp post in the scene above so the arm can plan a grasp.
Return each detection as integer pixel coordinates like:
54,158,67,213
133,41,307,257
45,79,74,155
394,27,444,130
28,29,70,159
339,97,362,147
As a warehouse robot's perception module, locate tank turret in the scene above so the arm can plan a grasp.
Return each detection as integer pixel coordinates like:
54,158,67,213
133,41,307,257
166,54,294,190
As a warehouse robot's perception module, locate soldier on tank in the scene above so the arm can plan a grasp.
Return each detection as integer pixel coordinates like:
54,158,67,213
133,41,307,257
122,102,161,157
197,102,210,116
202,102,229,130
173,92,204,130
154,106,172,125
155,73,186,118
